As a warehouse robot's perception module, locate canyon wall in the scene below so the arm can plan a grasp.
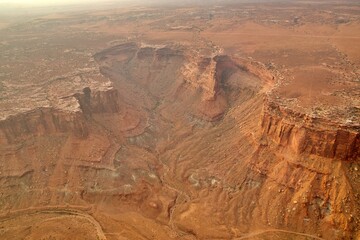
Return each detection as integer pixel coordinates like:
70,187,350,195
261,100,360,161
0,87,120,145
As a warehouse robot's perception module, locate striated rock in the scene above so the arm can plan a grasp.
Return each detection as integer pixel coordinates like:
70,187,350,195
262,100,360,161
0,108,88,144
74,87,121,115
0,87,122,145
181,53,218,101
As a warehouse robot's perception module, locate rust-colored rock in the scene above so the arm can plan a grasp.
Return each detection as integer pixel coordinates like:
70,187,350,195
262,102,360,161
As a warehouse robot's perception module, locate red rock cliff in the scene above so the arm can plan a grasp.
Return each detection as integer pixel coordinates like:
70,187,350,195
0,87,121,145
262,100,360,161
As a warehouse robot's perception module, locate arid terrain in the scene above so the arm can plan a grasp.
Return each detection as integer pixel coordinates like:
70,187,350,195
0,0,359,239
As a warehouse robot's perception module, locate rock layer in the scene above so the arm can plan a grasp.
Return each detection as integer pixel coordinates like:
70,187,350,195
262,100,360,161
0,86,121,145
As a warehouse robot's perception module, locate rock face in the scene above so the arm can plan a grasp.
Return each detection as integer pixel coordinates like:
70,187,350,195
75,87,121,115
262,100,360,161
182,55,218,101
0,109,88,145
181,53,256,120
0,86,121,145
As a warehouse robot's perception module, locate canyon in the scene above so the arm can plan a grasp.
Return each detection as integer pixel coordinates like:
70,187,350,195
0,1,359,239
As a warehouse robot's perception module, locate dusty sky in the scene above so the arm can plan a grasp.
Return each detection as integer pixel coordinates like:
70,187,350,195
0,0,114,5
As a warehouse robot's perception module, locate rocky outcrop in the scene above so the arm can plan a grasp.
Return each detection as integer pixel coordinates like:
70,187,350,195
182,54,218,101
0,87,121,145
262,100,360,161
181,54,262,121
0,108,88,145
74,87,120,115
93,42,138,63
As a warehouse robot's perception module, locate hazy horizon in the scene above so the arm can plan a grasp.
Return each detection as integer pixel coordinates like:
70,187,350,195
0,0,111,4
0,0,136,15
